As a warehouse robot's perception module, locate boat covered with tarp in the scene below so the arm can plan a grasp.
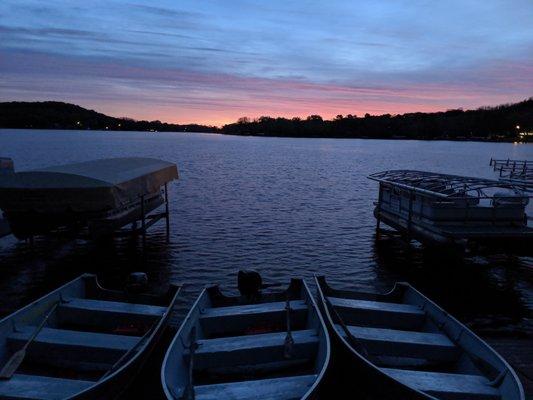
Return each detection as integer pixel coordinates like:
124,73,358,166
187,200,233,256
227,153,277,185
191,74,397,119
162,271,330,400
368,170,532,249
316,276,524,400
0,273,180,399
0,157,178,238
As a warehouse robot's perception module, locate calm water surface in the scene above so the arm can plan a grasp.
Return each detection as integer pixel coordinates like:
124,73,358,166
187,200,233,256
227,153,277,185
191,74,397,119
0,129,531,340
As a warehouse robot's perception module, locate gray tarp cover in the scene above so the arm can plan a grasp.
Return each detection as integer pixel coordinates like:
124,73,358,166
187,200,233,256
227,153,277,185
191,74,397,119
0,158,178,213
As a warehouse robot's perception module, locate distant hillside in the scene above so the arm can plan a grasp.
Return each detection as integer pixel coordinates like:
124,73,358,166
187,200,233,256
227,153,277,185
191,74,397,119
222,98,533,141
0,101,217,133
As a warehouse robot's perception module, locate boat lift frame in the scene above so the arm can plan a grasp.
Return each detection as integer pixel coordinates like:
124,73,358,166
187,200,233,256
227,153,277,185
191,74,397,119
15,183,172,244
103,183,171,242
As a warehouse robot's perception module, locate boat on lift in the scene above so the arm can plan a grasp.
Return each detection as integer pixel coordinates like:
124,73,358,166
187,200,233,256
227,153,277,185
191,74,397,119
316,275,524,400
161,271,330,400
0,157,178,239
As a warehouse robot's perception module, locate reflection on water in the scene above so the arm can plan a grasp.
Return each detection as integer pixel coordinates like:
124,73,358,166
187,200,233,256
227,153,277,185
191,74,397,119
372,231,532,336
0,130,531,341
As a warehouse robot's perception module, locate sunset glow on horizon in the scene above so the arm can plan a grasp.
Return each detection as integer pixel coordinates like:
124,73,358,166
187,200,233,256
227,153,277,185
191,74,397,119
1,1,532,126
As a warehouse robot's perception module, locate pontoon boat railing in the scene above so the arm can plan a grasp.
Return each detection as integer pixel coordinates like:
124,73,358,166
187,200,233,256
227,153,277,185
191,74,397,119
368,170,532,200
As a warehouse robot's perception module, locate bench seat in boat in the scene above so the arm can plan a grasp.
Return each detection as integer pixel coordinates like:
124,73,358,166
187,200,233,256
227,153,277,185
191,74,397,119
337,325,458,362
328,297,425,330
194,374,317,400
190,329,318,369
0,374,92,400
383,368,501,400
7,327,140,369
58,298,166,328
199,300,308,335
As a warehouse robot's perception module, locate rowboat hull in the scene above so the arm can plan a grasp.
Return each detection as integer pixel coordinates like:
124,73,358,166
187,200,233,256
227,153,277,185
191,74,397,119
162,278,330,400
0,274,180,400
315,276,524,400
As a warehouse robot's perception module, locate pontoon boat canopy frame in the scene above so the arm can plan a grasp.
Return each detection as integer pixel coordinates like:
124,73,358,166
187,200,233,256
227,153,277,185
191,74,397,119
368,170,531,200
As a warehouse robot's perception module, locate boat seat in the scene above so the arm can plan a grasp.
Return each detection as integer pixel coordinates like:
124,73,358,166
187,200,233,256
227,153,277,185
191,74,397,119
58,298,165,329
189,329,318,369
194,374,317,400
337,325,458,362
200,300,308,336
7,327,140,371
0,373,93,400
328,297,425,330
383,368,501,400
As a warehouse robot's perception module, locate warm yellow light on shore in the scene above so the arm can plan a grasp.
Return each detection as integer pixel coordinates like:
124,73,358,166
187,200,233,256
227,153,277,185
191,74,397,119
516,125,520,129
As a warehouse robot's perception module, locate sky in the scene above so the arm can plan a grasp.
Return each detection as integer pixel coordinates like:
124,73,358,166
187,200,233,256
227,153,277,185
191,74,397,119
1,1,532,126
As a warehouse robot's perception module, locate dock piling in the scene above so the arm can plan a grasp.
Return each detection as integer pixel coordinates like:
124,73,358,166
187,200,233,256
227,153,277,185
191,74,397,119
140,194,146,244
164,183,170,238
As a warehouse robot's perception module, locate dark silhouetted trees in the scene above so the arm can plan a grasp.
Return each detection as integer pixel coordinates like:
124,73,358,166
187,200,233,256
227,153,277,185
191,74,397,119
0,101,218,133
222,98,533,141
2,99,532,141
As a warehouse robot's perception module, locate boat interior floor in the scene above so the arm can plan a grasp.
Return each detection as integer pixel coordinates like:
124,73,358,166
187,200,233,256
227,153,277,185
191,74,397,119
190,299,320,400
329,295,502,400
0,294,167,399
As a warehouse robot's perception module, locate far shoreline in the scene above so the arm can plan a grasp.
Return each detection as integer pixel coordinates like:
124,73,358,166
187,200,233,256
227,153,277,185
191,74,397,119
1,99,532,143
1,127,530,144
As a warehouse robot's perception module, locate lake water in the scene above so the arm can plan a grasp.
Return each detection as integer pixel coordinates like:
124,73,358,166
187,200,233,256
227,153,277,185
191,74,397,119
0,130,531,369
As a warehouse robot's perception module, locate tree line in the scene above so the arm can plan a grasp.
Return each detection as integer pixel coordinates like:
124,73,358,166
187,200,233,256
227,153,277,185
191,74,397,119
0,101,217,133
222,98,533,140
1,98,532,141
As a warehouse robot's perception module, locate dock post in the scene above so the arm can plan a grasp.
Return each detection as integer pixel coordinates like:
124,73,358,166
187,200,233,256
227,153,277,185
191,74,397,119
376,184,382,235
164,183,170,238
141,194,146,244
407,190,414,241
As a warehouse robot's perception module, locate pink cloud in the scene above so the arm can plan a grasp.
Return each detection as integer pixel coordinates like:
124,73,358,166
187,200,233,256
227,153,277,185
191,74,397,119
1,50,532,126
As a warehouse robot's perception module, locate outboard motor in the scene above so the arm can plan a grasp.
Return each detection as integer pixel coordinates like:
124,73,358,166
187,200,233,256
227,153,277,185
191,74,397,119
126,272,148,294
238,270,263,297
237,270,282,299
0,158,14,175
